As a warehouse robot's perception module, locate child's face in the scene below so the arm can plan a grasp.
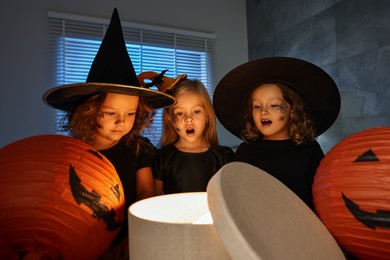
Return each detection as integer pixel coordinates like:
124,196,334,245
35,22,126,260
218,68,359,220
251,83,291,140
170,91,207,145
94,93,139,148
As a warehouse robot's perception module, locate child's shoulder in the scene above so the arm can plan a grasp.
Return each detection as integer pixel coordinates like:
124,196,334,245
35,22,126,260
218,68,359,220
125,135,157,154
211,145,235,157
158,143,177,154
137,135,153,144
214,144,234,152
299,139,322,149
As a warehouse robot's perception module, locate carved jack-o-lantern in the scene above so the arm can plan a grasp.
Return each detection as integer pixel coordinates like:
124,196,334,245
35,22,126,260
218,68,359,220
0,135,125,259
313,127,390,259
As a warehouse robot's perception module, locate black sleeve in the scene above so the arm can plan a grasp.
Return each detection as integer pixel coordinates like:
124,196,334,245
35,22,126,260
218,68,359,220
152,148,163,180
233,142,250,163
220,146,235,164
309,141,325,185
137,136,156,170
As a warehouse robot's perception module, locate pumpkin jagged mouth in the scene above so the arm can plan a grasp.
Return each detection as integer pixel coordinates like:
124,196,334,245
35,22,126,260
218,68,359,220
342,192,390,230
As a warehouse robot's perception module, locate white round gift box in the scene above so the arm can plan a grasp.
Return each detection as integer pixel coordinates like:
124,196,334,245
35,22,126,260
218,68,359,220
128,162,345,260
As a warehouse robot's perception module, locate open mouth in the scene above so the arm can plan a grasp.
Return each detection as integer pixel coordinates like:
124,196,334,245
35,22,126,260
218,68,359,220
261,119,272,126
186,128,195,134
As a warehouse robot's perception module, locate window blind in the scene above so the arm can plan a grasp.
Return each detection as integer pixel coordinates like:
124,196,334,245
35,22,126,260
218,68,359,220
48,11,216,147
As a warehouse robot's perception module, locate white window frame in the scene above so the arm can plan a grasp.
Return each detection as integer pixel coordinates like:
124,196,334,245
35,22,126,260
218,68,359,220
48,11,216,147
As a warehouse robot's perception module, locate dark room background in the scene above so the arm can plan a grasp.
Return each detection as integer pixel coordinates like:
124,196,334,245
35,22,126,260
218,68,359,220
246,0,390,153
1,0,389,153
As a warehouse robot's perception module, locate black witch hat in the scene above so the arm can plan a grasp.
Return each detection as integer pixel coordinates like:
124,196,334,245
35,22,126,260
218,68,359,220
213,57,340,139
43,8,175,112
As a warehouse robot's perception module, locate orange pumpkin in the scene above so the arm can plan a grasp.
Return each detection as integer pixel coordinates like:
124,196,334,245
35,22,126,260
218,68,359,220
313,127,390,259
0,135,125,259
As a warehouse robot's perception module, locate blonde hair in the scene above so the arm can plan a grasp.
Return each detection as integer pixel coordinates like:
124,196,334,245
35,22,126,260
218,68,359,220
160,79,219,147
60,92,156,153
242,82,316,144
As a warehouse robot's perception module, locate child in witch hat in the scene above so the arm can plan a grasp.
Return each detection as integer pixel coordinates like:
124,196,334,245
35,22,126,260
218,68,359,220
213,57,340,211
43,8,175,259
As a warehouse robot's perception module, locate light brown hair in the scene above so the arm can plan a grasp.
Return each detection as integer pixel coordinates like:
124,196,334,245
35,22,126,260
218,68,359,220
242,82,316,144
60,92,156,153
160,79,219,147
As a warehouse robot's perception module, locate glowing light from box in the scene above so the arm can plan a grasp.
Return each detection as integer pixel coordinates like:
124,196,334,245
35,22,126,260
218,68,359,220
129,192,213,224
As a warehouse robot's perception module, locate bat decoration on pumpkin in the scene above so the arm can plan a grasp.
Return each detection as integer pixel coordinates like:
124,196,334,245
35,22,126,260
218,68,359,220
69,164,122,231
341,149,390,230
87,149,121,201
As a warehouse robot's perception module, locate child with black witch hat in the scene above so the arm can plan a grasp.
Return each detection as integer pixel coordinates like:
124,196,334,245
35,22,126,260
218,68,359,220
213,57,340,211
43,8,175,259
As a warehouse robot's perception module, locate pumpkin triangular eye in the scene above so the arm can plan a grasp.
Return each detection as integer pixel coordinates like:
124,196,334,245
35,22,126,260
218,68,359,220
354,149,379,162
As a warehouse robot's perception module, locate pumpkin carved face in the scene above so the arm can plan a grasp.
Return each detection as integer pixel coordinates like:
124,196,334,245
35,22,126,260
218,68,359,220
313,127,390,260
0,135,125,259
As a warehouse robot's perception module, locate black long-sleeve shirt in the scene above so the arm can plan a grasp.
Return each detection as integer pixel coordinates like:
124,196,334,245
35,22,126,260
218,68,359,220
234,139,324,210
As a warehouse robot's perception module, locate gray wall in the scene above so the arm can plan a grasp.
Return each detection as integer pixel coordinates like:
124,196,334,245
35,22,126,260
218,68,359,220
246,0,390,153
0,0,248,148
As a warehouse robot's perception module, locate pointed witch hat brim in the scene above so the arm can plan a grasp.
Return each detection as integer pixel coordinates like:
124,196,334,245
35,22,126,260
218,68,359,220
213,57,341,139
43,8,175,112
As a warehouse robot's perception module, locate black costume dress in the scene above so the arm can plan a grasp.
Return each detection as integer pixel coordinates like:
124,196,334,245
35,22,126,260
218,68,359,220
234,139,324,210
153,144,234,194
100,138,155,245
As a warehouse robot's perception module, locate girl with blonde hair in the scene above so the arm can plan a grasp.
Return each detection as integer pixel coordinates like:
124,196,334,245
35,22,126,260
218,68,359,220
149,77,234,195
